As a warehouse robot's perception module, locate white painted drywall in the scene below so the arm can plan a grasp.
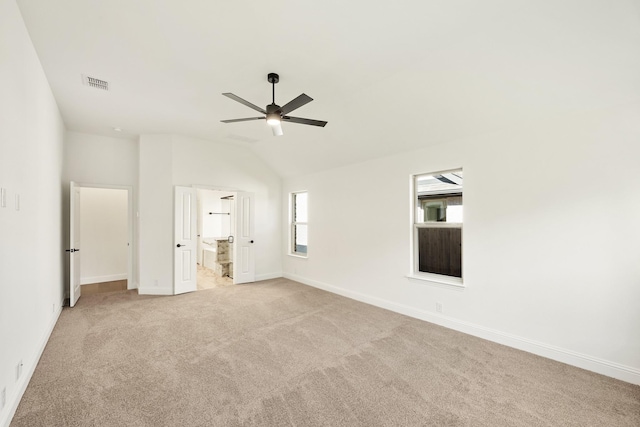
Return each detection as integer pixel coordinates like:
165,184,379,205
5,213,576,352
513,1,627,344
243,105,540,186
200,190,233,239
197,189,233,265
0,2,65,425
63,131,139,288
282,104,640,384
79,188,128,284
201,191,223,238
138,134,174,294
138,134,282,294
64,132,138,185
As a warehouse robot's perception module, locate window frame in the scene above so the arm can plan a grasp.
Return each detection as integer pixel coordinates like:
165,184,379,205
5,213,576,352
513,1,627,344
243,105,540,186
409,170,464,288
289,191,308,257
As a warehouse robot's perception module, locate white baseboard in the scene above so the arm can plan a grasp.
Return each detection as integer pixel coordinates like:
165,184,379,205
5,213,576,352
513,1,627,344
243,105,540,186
255,272,283,281
81,273,127,285
1,302,63,427
137,286,173,296
284,273,640,386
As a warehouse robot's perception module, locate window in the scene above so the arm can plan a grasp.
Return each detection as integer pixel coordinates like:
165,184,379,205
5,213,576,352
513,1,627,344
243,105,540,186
291,191,308,256
413,170,463,283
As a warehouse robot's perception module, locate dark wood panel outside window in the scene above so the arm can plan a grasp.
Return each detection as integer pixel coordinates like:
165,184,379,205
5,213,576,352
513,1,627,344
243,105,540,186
418,228,462,278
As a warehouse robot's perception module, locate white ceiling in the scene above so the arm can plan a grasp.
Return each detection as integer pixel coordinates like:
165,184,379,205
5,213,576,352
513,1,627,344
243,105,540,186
16,0,640,176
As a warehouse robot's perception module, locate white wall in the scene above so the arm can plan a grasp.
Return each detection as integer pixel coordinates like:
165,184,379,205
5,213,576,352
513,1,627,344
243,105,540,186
138,135,173,294
63,131,138,287
0,1,66,425
199,190,233,239
282,104,640,385
201,191,222,238
79,187,128,284
197,189,233,265
64,132,138,185
138,134,282,295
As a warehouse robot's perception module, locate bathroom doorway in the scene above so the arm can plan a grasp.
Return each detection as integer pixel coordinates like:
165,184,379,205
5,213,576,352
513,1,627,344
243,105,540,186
196,189,235,290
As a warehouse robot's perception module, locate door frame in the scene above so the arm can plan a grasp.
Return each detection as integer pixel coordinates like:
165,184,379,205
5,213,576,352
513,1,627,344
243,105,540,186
72,182,135,289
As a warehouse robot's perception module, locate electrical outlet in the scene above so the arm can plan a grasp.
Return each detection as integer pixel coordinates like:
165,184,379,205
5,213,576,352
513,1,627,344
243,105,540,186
154,279,159,287
436,302,443,313
1,387,6,409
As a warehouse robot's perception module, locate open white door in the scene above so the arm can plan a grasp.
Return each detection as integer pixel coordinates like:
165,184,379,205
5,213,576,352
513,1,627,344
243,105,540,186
174,186,197,294
233,192,255,284
69,182,81,307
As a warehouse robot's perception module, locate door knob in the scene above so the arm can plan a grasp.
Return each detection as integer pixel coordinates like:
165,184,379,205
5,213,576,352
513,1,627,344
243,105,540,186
176,244,182,248
250,240,254,243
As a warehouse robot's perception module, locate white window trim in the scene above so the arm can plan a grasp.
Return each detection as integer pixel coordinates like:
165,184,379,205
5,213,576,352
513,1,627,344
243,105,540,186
289,191,308,257
409,170,465,287
406,273,465,288
287,252,308,259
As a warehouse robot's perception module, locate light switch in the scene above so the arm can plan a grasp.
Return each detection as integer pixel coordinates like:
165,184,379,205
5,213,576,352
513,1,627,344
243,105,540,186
1,188,6,208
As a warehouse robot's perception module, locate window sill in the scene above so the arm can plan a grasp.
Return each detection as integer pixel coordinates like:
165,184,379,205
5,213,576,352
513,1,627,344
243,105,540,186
288,253,308,259
406,273,465,289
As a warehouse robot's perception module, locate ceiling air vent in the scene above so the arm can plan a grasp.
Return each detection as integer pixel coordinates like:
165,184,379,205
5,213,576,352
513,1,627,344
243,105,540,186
82,75,109,91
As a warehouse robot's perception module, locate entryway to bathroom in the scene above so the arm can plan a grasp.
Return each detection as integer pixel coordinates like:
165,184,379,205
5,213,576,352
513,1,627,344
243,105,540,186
196,189,235,290
174,186,255,294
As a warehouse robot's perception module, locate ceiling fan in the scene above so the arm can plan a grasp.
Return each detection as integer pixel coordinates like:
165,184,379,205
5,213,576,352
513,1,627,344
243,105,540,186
221,73,327,136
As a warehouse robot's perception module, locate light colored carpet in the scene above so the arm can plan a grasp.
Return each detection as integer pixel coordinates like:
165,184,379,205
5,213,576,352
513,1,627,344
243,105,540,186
11,278,640,426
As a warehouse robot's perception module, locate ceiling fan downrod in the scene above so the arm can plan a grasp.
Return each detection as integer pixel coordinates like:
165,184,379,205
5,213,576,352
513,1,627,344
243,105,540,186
267,73,279,105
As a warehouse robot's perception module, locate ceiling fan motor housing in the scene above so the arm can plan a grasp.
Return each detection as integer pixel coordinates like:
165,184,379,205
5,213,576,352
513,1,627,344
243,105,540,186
266,103,281,114
266,103,281,123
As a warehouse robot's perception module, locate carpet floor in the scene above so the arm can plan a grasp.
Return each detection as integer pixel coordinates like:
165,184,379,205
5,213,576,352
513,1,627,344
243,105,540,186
11,278,640,426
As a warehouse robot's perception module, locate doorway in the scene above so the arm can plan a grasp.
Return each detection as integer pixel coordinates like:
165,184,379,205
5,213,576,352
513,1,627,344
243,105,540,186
173,186,255,295
196,189,235,290
69,183,134,306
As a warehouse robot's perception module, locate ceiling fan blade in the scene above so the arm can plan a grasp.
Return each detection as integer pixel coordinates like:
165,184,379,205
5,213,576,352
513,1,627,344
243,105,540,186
222,93,266,114
271,123,283,136
282,116,328,127
221,117,264,123
280,94,313,115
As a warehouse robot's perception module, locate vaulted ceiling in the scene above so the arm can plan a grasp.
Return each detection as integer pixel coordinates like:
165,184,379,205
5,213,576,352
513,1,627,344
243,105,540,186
16,0,640,176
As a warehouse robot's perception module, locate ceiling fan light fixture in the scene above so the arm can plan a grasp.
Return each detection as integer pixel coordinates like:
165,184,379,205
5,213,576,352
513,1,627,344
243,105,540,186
266,112,281,126
272,122,283,136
